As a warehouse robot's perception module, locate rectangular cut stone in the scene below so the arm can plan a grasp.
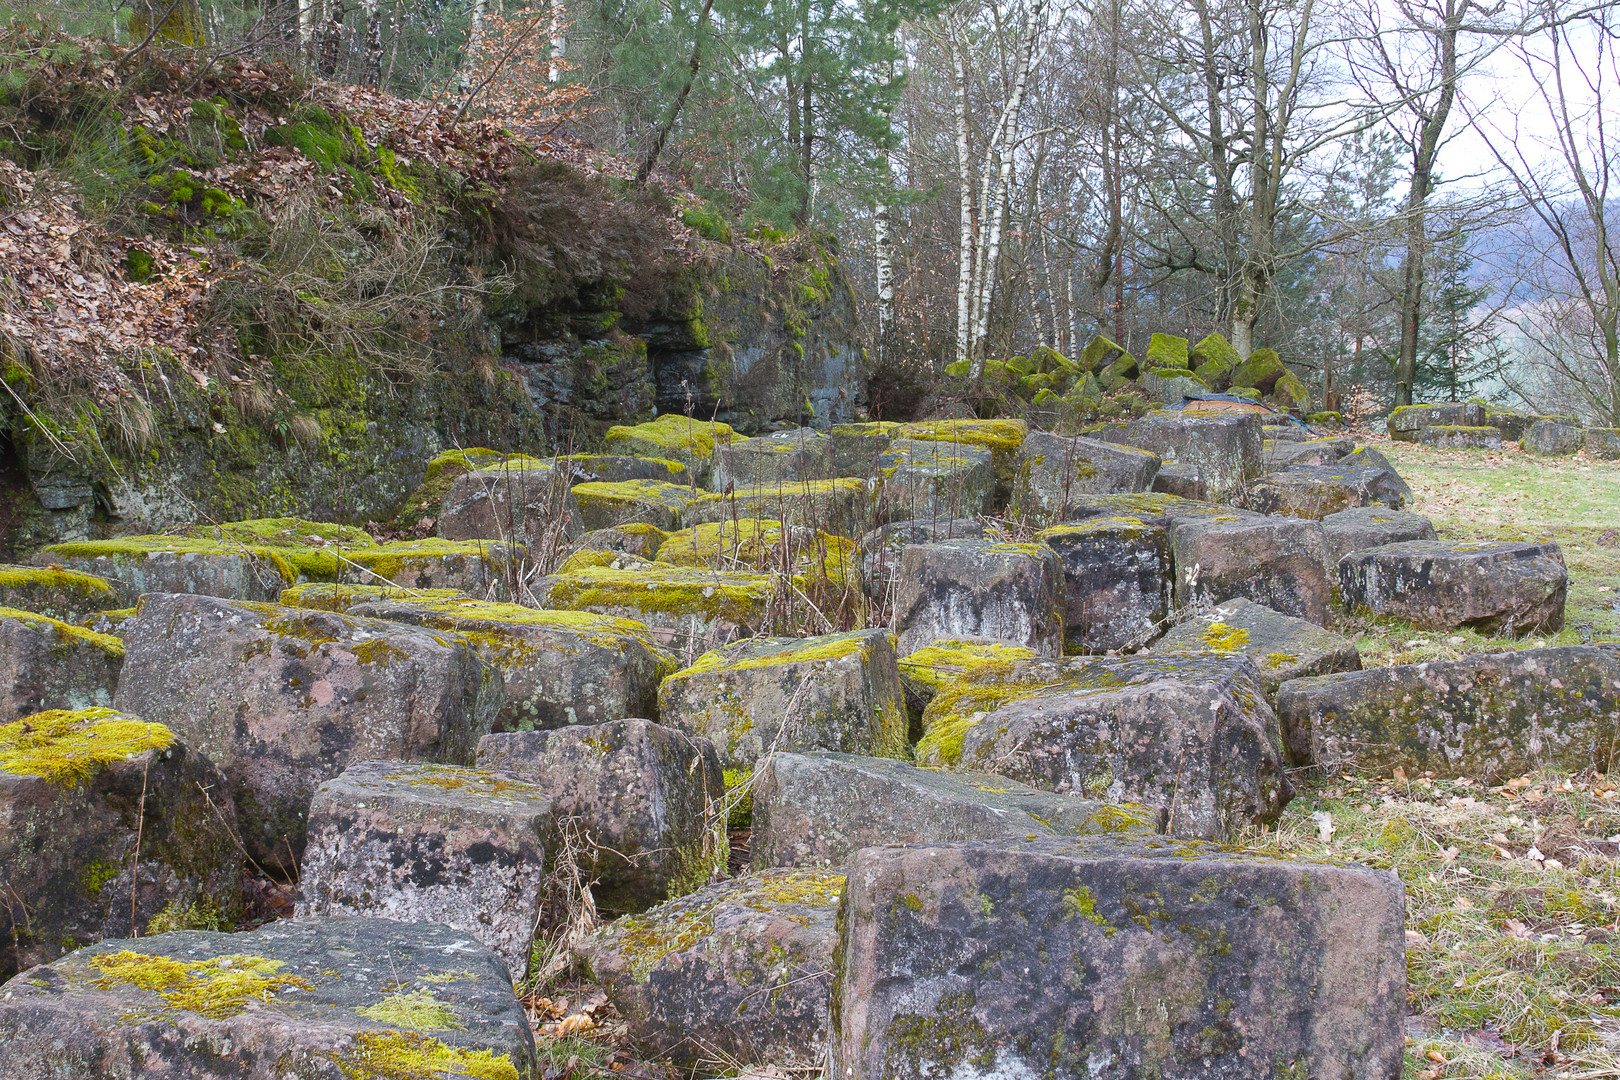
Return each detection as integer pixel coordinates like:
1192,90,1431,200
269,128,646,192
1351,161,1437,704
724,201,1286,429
1010,431,1159,527
1319,507,1437,571
1419,425,1502,449
1246,465,1408,518
710,429,832,490
114,593,501,871
1339,539,1567,635
1170,514,1330,624
830,421,902,476
604,414,738,485
572,479,698,532
294,761,553,980
686,478,876,538
541,559,774,652
1037,516,1171,653
895,539,1064,657
751,751,1159,869
476,719,724,913
831,835,1407,1080
947,655,1291,840
657,630,908,770
877,438,995,522
0,565,118,621
556,453,691,485
1275,645,1620,777
36,540,294,607
1148,597,1361,698
438,462,582,545
0,609,122,722
1095,412,1261,501
340,539,525,601
1387,402,1485,441
0,918,536,1079
1522,418,1584,455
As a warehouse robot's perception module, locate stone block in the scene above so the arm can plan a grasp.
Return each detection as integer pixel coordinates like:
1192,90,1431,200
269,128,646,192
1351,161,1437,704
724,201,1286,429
895,639,1035,730
541,558,775,653
1097,411,1262,501
895,418,1028,503
710,429,833,490
556,453,691,486
858,518,984,604
1147,597,1361,698
0,918,536,1079
687,479,876,538
751,751,1159,869
340,539,525,601
1339,539,1566,634
603,413,738,485
895,539,1064,657
278,582,469,613
0,708,241,980
1319,507,1438,570
935,654,1291,840
114,593,501,871
1009,432,1159,527
1484,407,1535,439
1262,437,1342,469
1587,427,1620,459
1170,514,1331,624
350,597,674,732
36,537,295,607
830,420,902,476
1245,465,1407,518
0,565,118,622
576,868,843,1068
657,630,907,770
1149,462,1206,499
438,461,583,546
572,479,697,533
1387,402,1485,441
1276,645,1620,776
876,438,995,522
295,762,551,980
476,719,725,913
1,608,123,722
565,523,669,561
1419,424,1502,449
1522,418,1585,455
830,835,1407,1080
1046,491,1238,529
1037,516,1171,653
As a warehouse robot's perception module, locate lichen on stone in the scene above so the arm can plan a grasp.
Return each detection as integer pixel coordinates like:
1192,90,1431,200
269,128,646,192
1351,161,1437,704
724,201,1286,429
0,605,125,658
604,414,738,461
87,949,313,1019
0,708,172,785
330,1030,521,1080
1200,622,1250,652
675,633,871,679
354,987,465,1031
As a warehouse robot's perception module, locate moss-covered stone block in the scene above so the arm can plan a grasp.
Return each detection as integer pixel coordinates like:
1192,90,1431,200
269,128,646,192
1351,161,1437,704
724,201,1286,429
1,607,123,722
829,421,902,477
1144,332,1189,372
339,539,524,601
476,718,724,913
1230,347,1286,393
1318,506,1437,571
277,582,470,613
438,462,583,548
0,564,118,622
1586,427,1620,459
1170,514,1330,625
710,429,832,491
1338,539,1567,635
658,629,907,770
896,419,1027,505
604,414,738,484
1037,516,1171,654
896,540,1063,658
1521,418,1586,456
877,437,995,522
831,835,1406,1080
1008,431,1160,528
686,478,876,538
1245,465,1409,519
541,558,775,652
36,537,298,607
1189,331,1241,388
572,479,698,533
1076,334,1129,374
1148,597,1361,700
894,639,1035,730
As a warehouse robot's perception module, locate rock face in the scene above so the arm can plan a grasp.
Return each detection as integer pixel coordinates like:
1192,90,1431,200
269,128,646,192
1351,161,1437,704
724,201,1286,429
1,608,124,722
341,539,525,600
437,461,582,546
895,540,1064,657
557,453,691,486
831,421,901,476
830,835,1408,1080
859,517,984,602
947,655,1292,840
1319,506,1438,570
348,598,673,732
1339,539,1567,634
0,917,536,1080
0,709,241,981
114,593,501,871
476,719,725,913
0,565,118,621
1246,465,1407,518
686,478,876,537
1587,427,1620,459
876,438,995,522
295,762,553,981
576,868,844,1068
657,630,908,770
751,751,1159,869
1096,412,1261,502
1170,514,1330,624
1275,645,1620,776
1522,418,1585,455
1010,432,1160,527
711,429,833,489
1036,516,1172,653
604,414,738,486
1148,598,1362,698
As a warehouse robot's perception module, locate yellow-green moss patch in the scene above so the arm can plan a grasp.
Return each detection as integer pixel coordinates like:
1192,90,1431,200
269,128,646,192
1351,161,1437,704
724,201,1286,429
915,660,1073,767
1200,623,1250,652
41,537,297,586
343,540,507,582
0,564,118,602
897,418,1029,455
279,583,468,612
87,950,312,1019
0,606,124,658
354,988,464,1031
187,518,375,549
546,562,775,624
675,633,873,679
333,1031,521,1080
604,414,738,461
558,452,689,477
574,479,697,513
365,597,670,657
898,640,1039,701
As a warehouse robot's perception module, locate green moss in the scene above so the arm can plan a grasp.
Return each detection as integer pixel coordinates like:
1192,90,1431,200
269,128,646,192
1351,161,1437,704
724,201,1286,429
279,583,467,612
722,767,754,828
79,859,120,899
883,991,996,1076
1,604,125,657
364,597,671,658
330,1031,521,1080
187,517,374,548
0,708,171,785
546,562,774,624
145,898,228,934
0,564,118,602
354,988,465,1031
87,950,312,1019
1200,622,1250,652
897,640,1039,703
676,632,870,679
573,479,695,513
896,418,1028,455
40,537,297,587
343,540,506,583
1061,885,1114,931
603,414,737,462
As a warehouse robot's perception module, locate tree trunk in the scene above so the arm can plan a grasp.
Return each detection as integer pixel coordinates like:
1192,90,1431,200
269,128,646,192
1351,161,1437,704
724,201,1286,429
319,0,344,77
951,25,975,371
361,0,383,86
635,0,715,184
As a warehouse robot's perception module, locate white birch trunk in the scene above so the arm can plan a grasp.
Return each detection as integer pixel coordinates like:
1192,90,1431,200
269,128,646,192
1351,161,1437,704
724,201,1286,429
952,26,975,372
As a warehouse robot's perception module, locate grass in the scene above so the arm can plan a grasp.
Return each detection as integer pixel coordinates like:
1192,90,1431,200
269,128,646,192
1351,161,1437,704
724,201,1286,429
1340,439,1620,667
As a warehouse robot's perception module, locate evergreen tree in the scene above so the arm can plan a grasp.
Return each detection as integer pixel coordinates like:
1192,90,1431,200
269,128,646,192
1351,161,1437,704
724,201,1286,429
1410,227,1501,402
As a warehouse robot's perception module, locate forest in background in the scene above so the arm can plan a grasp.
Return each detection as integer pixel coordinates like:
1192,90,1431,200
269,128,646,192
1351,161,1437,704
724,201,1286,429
4,0,1619,428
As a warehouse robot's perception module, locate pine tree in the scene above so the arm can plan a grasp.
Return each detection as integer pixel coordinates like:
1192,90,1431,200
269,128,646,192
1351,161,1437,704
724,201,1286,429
1410,227,1501,403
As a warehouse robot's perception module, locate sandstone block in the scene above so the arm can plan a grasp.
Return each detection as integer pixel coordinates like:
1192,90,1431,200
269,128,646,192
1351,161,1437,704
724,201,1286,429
341,539,525,601
831,835,1407,1080
37,538,295,607
1037,516,1171,653
476,719,724,913
1096,411,1261,501
438,461,582,546
0,709,241,980
1149,462,1206,499
1419,424,1502,449
895,418,1028,503
896,639,1035,729
1246,465,1407,518
349,597,674,732
858,518,984,604
541,558,774,653
1275,645,1620,776
1148,597,1361,698
572,479,698,532
1170,514,1330,624
0,565,118,621
751,751,1158,869
1587,427,1620,460
0,918,535,1079
1339,539,1566,634
1010,431,1159,527
1261,437,1340,469
657,630,908,770
687,478,875,537
1,608,123,722
876,437,995,522
557,453,690,485
1319,506,1438,570
1522,418,1585,455
895,539,1064,657
711,429,833,490
1388,401,1485,441
937,655,1291,840
294,761,552,980
114,594,501,871
830,420,901,476
575,868,843,1068
604,414,737,485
